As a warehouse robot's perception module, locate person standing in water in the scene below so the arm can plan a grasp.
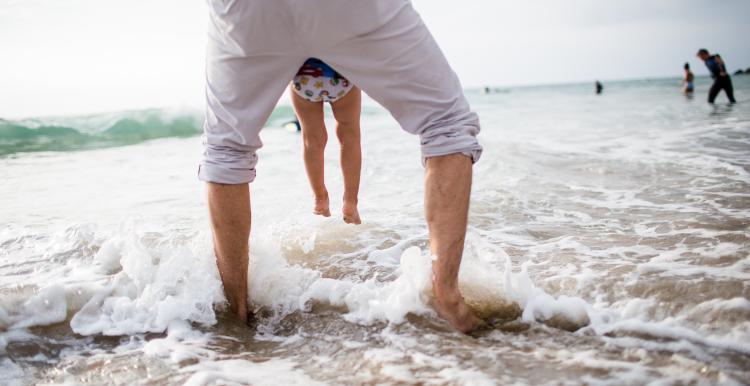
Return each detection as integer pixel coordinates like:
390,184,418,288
290,58,362,224
595,81,603,95
683,63,694,94
696,49,736,104
201,0,483,333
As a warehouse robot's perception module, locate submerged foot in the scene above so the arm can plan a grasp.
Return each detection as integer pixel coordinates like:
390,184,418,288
433,288,483,333
342,199,361,225
313,194,331,217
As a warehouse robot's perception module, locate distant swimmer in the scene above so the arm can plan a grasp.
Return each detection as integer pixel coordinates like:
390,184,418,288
696,49,736,104
595,81,603,95
482,87,507,95
683,63,694,94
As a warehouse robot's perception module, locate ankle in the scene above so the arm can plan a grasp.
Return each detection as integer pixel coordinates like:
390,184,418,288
432,277,460,296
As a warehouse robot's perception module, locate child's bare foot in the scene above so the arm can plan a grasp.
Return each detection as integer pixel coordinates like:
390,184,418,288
342,199,361,224
313,194,331,217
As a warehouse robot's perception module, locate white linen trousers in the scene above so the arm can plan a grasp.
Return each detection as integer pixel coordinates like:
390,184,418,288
200,0,482,184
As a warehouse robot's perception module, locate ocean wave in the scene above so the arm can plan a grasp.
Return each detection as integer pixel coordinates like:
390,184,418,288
0,105,298,156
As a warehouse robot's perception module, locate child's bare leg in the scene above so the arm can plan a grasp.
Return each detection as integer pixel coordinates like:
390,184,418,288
291,89,330,217
331,87,362,224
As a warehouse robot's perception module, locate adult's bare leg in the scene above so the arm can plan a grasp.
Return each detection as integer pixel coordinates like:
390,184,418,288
331,87,362,224
207,182,251,323
425,153,482,333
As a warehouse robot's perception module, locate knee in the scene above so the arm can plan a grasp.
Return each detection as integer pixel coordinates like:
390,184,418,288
303,129,328,150
335,123,360,143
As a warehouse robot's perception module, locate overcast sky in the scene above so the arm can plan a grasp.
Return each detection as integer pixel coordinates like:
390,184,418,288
1,0,749,118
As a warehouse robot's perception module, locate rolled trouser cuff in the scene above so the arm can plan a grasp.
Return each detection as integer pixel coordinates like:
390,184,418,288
198,145,258,184
420,126,483,166
422,148,483,166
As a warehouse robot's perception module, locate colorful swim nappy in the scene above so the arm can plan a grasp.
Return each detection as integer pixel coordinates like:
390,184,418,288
292,58,354,103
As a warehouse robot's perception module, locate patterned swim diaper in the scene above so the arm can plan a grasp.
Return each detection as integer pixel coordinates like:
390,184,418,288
292,58,354,103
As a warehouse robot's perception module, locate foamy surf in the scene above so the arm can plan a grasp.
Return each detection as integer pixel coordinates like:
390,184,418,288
0,222,600,385
1,222,592,342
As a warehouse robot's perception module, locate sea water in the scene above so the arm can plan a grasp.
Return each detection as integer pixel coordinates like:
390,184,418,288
1,76,749,385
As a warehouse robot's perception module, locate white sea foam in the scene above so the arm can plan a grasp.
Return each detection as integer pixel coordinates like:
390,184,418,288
69,231,223,335
1,219,592,346
143,320,217,363
182,358,326,386
0,357,24,386
8,285,68,329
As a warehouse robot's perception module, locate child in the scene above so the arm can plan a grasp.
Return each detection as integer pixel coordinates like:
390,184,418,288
683,62,694,94
290,58,362,224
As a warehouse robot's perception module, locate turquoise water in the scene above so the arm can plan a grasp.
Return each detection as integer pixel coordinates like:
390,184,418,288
0,112,200,156
0,105,301,156
1,75,749,385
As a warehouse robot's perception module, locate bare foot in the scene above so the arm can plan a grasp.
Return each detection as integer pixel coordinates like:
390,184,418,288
432,286,483,333
313,194,331,217
342,199,361,224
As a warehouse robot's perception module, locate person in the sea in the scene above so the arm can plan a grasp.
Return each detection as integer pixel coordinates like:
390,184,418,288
696,49,736,104
201,0,483,333
595,81,603,95
683,62,694,94
290,58,362,224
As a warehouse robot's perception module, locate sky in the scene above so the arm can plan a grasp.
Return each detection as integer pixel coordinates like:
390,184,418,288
1,0,749,118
